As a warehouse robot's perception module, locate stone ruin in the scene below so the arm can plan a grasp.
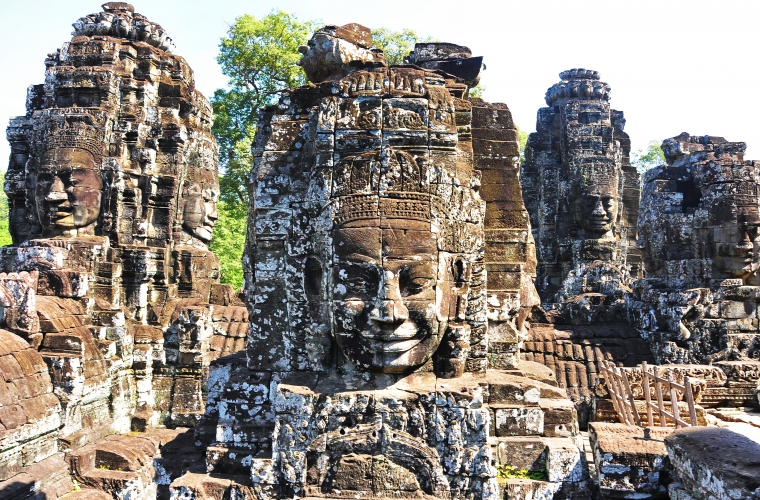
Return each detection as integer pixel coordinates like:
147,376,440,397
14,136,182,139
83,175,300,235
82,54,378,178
522,69,641,321
1,3,247,498
174,23,590,500
629,132,760,407
519,70,654,426
0,5,759,500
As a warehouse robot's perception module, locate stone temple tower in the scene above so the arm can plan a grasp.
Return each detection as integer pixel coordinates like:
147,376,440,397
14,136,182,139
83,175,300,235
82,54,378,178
521,69,641,322
2,1,248,438
177,25,588,500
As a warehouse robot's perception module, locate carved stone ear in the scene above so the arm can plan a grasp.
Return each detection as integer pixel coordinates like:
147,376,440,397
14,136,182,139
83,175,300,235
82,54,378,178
452,256,466,287
451,256,470,321
304,256,323,298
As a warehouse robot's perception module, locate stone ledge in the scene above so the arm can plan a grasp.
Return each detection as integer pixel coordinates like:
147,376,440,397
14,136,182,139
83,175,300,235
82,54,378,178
665,425,760,500
590,422,672,499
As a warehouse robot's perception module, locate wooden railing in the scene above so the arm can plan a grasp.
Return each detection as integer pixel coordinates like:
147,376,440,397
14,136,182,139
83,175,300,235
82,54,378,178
599,360,701,428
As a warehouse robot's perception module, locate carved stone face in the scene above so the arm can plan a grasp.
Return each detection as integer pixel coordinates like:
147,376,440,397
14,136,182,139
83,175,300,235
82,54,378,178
296,30,382,83
35,148,102,232
182,183,219,243
713,224,760,278
331,221,455,373
574,193,617,236
297,32,339,83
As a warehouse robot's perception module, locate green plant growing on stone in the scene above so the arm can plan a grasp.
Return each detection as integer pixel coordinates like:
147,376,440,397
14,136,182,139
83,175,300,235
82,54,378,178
0,170,11,247
497,460,547,480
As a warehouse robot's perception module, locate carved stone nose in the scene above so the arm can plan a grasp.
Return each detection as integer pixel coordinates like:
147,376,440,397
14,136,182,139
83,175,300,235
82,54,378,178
45,177,68,202
369,299,409,323
592,199,606,216
298,45,309,55
207,203,218,222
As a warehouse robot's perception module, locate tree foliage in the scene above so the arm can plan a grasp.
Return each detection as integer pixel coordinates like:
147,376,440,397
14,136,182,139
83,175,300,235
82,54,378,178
632,140,665,179
468,83,485,99
212,11,317,207
371,27,439,66
516,125,529,161
0,171,10,247
371,28,418,66
209,12,316,288
210,201,247,289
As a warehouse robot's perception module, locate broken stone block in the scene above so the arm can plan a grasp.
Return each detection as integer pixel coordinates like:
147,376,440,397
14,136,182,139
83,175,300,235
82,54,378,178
665,426,760,500
495,436,547,473
590,422,673,499
544,437,586,483
493,406,544,436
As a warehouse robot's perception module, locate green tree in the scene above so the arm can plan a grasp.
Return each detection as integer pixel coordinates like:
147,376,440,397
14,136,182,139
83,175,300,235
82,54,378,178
632,140,665,180
211,11,316,287
210,201,247,289
0,171,9,247
371,27,439,66
213,11,317,207
468,83,485,99
516,125,529,161
371,28,418,65
210,15,444,287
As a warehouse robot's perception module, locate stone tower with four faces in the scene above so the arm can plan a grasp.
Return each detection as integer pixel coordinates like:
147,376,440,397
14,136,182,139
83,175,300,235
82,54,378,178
188,23,590,500
521,69,641,322
2,2,248,438
632,134,760,368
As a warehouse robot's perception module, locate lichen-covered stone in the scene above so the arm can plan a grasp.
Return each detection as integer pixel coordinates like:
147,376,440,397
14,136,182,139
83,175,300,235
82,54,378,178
522,69,641,321
173,24,583,500
631,134,760,405
665,426,760,500
590,422,672,499
0,3,246,498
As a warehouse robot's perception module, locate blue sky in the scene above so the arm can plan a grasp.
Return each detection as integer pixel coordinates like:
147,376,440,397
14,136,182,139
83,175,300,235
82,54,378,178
2,0,759,163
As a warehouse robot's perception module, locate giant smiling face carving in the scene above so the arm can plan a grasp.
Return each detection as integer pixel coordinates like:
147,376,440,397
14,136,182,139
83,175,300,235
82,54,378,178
330,220,462,373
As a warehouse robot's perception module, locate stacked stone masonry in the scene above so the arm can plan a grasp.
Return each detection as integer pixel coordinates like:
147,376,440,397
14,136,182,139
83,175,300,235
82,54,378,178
0,4,759,500
181,22,585,500
522,69,641,319
0,3,247,499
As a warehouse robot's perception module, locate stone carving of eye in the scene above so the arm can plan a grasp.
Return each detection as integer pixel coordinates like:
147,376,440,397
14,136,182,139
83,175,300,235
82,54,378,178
399,266,434,297
340,265,379,296
345,276,370,293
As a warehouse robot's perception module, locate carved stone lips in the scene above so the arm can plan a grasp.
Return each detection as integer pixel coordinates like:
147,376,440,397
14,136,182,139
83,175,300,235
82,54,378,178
368,336,424,354
48,208,72,219
361,322,424,352
588,217,609,228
